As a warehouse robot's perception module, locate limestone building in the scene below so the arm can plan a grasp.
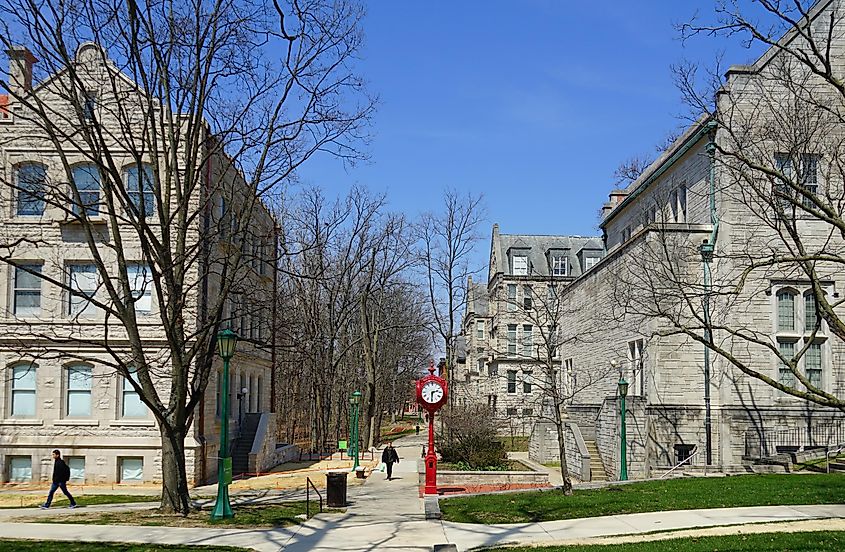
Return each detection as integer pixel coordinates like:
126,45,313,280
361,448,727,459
458,0,845,479
0,45,276,486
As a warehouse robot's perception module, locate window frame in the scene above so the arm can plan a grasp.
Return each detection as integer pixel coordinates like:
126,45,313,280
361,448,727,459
65,363,93,418
71,164,101,216
120,367,147,419
512,255,528,276
10,363,37,418
12,263,42,317
124,163,156,217
506,370,517,394
506,324,517,356
15,163,46,217
552,255,567,277
67,263,100,318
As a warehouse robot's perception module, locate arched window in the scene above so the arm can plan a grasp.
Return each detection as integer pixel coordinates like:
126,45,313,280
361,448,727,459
777,290,796,331
124,164,155,216
16,163,46,216
804,292,819,332
71,164,100,216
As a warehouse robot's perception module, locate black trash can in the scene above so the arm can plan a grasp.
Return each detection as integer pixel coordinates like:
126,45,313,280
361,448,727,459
326,471,348,507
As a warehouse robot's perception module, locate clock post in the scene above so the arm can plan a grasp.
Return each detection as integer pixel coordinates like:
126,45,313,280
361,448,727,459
416,360,448,496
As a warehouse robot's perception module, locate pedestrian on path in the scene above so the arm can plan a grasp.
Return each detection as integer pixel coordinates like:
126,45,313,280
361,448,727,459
42,449,77,509
382,441,400,480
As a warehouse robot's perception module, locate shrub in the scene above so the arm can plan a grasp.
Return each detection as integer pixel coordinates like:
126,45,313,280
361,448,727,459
440,406,507,469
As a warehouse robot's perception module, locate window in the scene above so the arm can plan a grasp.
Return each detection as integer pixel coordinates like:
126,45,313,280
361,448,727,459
16,163,46,216
68,264,99,317
674,444,695,464
121,368,146,418
13,264,41,316
476,320,485,340
82,90,97,122
806,343,822,388
507,324,517,355
548,325,559,358
66,364,92,417
507,284,517,312
523,286,532,310
805,293,818,332
257,376,263,411
669,188,679,222
67,457,85,482
476,358,485,374
8,456,32,482
506,407,517,416
585,256,599,270
774,153,821,210
778,342,795,387
512,255,528,275
215,370,222,418
677,183,687,223
563,358,574,396
249,374,256,412
125,164,155,216
507,370,517,393
488,363,498,377
119,457,143,483
522,371,532,393
552,255,567,277
522,324,533,357
547,284,558,304
777,291,795,331
628,339,644,396
522,408,533,417
128,264,153,313
10,363,36,417
71,164,100,216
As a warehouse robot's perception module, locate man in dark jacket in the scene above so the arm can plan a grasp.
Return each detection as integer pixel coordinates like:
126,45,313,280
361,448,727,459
381,442,400,481
42,449,77,509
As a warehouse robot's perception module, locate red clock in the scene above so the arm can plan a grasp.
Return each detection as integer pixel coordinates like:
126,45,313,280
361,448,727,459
416,367,448,412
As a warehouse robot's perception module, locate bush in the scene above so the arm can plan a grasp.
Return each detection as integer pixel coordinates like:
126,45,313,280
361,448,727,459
440,406,507,469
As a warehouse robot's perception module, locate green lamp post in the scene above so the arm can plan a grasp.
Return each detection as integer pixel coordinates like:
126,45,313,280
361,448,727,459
211,329,238,520
350,390,361,471
618,375,629,481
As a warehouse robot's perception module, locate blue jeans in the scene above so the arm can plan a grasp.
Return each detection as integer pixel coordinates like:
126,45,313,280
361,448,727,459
44,482,75,507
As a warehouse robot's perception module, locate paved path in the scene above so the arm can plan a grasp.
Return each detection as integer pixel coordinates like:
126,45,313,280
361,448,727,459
1,434,844,551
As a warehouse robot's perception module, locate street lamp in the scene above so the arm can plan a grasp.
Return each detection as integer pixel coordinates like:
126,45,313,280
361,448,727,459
618,374,629,481
211,329,238,520
350,391,361,471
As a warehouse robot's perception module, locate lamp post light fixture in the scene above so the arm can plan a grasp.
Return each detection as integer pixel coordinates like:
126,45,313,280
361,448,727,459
618,375,629,481
350,390,361,471
211,329,238,520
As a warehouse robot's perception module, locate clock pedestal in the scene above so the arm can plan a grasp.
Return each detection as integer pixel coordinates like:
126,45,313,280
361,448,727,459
424,411,438,495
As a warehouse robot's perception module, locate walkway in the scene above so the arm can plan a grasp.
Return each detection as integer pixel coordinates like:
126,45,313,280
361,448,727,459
0,433,844,551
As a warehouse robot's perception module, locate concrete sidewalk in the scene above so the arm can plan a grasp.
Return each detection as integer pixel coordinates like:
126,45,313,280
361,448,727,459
1,433,844,551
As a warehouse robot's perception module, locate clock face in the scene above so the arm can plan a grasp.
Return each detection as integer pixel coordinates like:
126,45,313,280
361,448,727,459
421,381,444,404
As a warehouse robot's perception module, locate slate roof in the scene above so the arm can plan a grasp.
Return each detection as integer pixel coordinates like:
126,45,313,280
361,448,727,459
490,226,604,279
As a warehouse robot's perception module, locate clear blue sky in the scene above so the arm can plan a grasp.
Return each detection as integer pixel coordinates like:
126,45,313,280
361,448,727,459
295,1,764,239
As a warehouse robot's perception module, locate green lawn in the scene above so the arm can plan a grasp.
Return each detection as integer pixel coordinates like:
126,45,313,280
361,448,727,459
0,494,160,509
487,531,845,551
0,541,245,552
440,473,845,524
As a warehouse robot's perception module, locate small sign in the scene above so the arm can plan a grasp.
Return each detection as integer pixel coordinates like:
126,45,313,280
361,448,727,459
338,440,348,451
221,457,233,485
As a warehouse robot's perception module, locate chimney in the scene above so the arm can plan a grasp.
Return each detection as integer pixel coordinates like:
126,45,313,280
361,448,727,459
608,189,629,206
6,47,37,97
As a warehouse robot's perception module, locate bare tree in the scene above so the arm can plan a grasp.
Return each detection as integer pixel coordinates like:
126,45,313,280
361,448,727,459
419,189,484,392
0,0,373,514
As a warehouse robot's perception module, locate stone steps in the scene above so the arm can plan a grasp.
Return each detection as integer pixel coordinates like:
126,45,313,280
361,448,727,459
584,440,608,481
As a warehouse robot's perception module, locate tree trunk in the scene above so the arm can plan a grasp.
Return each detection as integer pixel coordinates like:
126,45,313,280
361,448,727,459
553,404,573,495
159,424,192,514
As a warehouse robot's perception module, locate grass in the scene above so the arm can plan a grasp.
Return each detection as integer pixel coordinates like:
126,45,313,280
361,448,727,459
0,494,160,509
440,473,845,524
19,501,342,528
486,531,845,551
0,541,246,552
440,460,530,472
499,436,529,452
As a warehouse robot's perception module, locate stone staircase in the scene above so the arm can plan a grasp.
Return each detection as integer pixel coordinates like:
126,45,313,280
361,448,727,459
584,440,608,482
232,413,260,476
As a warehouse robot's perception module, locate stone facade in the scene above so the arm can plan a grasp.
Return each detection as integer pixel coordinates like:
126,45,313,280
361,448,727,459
0,44,275,486
457,0,845,478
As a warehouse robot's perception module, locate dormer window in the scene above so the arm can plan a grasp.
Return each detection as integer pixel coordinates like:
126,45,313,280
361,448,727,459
512,255,528,275
552,255,567,277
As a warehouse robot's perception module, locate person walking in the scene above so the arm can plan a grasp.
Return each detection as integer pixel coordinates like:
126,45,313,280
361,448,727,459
42,449,77,509
381,442,400,480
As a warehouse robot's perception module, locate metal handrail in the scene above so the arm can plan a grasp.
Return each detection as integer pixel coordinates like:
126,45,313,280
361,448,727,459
305,477,323,518
659,445,700,479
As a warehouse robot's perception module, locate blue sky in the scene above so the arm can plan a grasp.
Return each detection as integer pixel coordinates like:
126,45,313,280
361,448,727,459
295,1,765,239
